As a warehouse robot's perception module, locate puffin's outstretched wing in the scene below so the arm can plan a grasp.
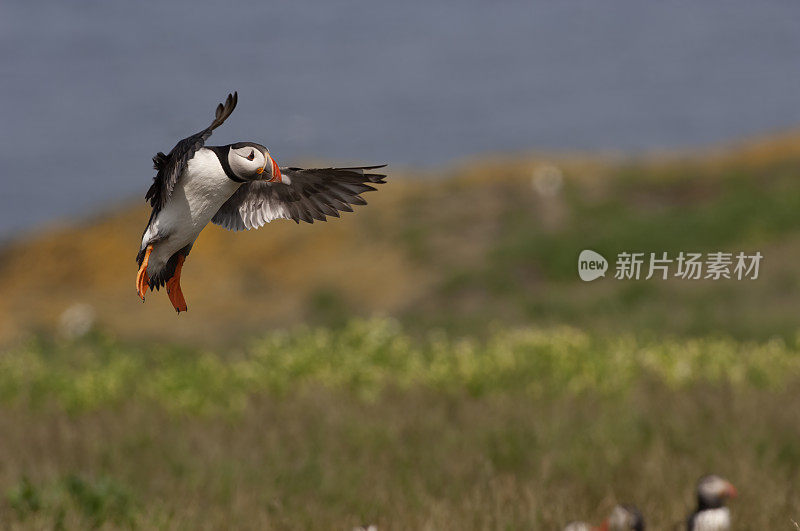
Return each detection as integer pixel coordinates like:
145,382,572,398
211,165,387,230
145,92,238,212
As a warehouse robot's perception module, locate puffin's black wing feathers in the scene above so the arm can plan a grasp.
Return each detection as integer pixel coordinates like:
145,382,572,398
145,92,238,211
211,165,387,231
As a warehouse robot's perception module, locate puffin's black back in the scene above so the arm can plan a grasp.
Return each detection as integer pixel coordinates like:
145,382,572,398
144,92,238,213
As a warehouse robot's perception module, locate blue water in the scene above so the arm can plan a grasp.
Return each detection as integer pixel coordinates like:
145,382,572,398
2,0,800,237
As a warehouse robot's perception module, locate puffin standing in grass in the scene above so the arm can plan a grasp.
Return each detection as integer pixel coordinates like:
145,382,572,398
603,504,645,531
686,475,737,531
136,92,387,312
564,504,645,531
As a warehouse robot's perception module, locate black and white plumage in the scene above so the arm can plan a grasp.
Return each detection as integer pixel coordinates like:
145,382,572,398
135,92,387,312
686,475,737,531
145,92,240,213
211,165,387,230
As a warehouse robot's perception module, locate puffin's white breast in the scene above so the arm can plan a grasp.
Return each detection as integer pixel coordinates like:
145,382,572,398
143,148,241,272
692,507,730,530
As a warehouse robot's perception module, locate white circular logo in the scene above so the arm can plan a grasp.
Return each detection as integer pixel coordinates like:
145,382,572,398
578,250,608,281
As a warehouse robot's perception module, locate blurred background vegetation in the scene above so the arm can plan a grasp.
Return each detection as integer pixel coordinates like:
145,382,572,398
2,135,800,527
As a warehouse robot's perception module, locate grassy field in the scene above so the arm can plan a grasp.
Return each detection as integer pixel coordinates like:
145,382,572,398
3,135,800,528
1,321,799,528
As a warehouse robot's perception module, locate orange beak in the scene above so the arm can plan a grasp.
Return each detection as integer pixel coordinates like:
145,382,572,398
269,156,282,183
727,483,738,498
256,155,282,183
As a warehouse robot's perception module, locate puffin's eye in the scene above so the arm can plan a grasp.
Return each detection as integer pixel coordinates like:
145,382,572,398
246,151,255,161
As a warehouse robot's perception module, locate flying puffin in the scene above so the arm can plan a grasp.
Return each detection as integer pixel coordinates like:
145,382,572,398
563,504,645,531
686,475,737,531
136,92,387,312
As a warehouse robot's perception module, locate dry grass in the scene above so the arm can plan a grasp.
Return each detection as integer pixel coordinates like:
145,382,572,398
1,384,798,529
1,324,799,528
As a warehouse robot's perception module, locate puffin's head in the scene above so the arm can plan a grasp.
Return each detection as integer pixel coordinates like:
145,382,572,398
228,142,282,183
696,474,737,509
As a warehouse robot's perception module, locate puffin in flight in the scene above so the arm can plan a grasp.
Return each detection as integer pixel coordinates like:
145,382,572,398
136,92,386,312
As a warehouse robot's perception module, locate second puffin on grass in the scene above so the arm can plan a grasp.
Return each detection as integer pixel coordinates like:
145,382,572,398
136,92,387,312
563,504,645,531
686,475,737,531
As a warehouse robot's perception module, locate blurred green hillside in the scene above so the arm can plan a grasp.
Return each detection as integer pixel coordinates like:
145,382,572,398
2,132,800,343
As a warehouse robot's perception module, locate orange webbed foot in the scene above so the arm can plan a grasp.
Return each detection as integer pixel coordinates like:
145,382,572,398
166,255,188,313
136,245,153,301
